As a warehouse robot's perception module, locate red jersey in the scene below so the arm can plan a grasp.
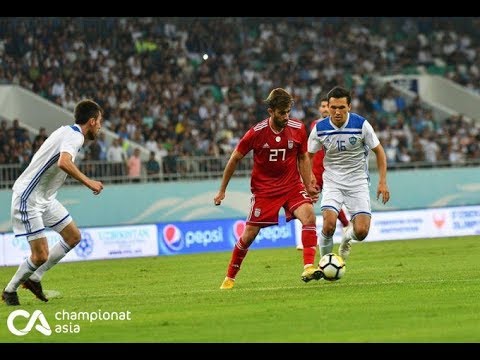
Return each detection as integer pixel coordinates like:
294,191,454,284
236,117,307,196
310,118,325,183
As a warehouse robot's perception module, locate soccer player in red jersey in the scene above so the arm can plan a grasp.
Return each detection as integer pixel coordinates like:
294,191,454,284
214,88,322,289
296,96,350,251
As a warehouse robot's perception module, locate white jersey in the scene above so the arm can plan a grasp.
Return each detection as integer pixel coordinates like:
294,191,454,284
308,112,380,190
12,124,84,205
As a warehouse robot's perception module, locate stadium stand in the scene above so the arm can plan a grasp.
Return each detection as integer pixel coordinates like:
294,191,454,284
1,17,480,187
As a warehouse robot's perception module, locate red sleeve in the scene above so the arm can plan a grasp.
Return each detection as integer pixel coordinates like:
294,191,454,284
236,127,254,156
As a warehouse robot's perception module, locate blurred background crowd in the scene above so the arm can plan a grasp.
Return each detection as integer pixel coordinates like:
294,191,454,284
1,17,479,185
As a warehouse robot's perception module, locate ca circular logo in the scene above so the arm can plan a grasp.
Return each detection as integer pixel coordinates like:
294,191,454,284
7,309,52,336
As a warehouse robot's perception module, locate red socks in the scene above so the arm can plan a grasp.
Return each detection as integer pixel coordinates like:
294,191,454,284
226,238,249,279
301,224,317,265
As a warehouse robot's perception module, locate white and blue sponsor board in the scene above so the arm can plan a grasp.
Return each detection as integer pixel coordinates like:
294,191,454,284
294,205,480,246
1,225,158,266
157,217,296,255
1,205,480,266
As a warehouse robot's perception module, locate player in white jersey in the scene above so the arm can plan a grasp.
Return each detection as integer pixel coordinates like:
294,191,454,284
2,99,104,306
307,86,390,261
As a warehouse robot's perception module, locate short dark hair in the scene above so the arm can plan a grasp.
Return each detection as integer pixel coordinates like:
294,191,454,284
74,99,103,125
264,88,294,110
327,86,351,105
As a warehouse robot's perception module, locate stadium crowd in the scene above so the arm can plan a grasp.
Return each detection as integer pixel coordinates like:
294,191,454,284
1,17,480,183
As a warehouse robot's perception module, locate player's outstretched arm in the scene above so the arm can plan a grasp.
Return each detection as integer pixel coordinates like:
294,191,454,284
214,150,244,206
307,152,318,190
371,144,390,204
58,152,104,195
298,152,319,202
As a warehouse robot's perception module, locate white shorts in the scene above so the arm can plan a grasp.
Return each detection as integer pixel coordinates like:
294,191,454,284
320,185,371,219
11,192,73,241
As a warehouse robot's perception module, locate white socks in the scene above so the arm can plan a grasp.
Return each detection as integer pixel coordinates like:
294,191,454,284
5,257,38,292
319,232,333,257
29,238,72,282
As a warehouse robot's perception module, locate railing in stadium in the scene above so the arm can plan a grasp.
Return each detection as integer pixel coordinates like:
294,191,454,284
0,155,477,189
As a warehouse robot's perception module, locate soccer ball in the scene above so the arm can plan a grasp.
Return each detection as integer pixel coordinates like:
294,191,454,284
319,253,346,281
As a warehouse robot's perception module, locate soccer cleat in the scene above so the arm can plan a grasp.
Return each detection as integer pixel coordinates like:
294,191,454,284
338,240,351,260
301,265,323,282
22,279,49,302
2,289,20,306
296,244,303,250
220,277,235,290
339,223,353,260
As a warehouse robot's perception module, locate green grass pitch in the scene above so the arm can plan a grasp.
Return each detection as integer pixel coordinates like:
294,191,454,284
1,236,479,343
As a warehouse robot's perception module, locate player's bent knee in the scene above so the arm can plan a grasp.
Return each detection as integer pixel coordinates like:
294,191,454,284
64,229,82,247
353,226,369,241
322,223,336,237
71,235,82,246
31,253,48,266
355,231,368,241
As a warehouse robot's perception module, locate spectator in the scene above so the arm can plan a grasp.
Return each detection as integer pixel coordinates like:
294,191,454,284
97,132,108,161
106,138,127,182
34,127,48,144
145,151,161,181
87,138,102,161
163,148,177,181
127,148,142,183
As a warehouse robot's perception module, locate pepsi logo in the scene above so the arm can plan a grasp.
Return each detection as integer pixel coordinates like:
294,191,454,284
433,213,446,228
233,220,246,241
163,224,183,251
